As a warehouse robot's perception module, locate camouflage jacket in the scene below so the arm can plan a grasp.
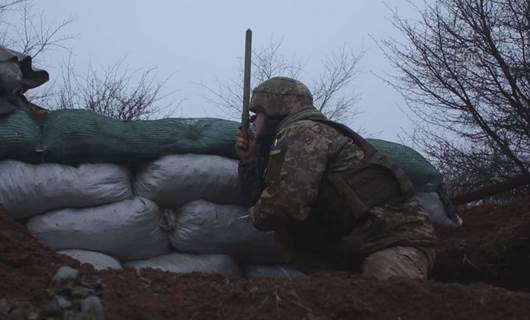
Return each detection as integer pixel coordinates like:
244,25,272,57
239,118,436,259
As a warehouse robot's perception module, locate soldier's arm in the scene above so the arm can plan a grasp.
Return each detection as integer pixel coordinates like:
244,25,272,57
250,122,330,231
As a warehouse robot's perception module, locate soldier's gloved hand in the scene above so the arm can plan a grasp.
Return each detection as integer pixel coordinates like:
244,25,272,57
235,128,257,161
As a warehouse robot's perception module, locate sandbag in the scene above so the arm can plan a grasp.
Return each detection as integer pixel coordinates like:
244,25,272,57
416,192,462,227
242,265,305,279
58,249,123,270
41,110,239,164
124,252,241,278
165,200,284,264
0,111,40,161
0,160,133,219
134,154,245,207
27,197,170,260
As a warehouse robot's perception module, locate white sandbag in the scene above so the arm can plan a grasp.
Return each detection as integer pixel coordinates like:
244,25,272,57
134,154,245,207
416,192,462,227
243,265,305,279
27,197,170,261
166,200,284,264
58,249,123,270
0,160,132,219
125,252,241,278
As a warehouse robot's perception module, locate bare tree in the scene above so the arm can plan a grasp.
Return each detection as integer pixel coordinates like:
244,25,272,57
382,0,530,197
0,0,173,120
207,40,363,123
312,46,362,121
0,0,73,60
53,60,172,120
205,40,301,119
0,1,22,12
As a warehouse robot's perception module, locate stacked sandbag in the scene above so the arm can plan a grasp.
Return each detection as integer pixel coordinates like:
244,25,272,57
0,160,132,219
10,150,282,276
58,249,123,270
134,154,246,207
0,108,461,275
27,197,170,261
416,191,462,226
124,252,241,278
164,200,284,264
132,154,287,275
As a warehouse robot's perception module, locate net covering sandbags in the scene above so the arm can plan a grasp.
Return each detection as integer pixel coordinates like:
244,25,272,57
0,111,40,162
0,108,444,196
41,110,239,164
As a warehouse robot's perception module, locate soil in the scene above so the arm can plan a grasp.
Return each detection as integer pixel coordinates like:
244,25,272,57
1,196,530,320
433,196,530,291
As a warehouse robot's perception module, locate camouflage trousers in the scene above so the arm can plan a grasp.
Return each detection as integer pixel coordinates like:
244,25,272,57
361,246,435,280
284,245,435,280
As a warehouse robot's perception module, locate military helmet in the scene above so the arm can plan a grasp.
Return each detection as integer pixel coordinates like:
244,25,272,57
249,76,313,118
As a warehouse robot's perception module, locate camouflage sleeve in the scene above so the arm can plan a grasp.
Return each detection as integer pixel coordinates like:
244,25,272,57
250,121,330,231
238,158,262,205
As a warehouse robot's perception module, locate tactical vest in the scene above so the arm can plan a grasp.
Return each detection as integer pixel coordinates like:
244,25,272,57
309,119,416,239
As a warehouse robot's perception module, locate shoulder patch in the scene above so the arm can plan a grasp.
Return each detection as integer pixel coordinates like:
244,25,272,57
265,138,287,184
269,138,284,156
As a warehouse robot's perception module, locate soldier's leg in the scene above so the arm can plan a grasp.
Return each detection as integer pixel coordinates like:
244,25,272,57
361,246,434,280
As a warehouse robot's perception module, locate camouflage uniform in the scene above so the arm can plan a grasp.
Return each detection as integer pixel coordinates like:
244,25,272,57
239,77,436,279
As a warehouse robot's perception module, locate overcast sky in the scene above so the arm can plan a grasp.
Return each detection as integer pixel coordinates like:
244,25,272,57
29,1,422,142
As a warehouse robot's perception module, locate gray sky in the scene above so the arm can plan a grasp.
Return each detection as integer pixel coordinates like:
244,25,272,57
30,0,421,142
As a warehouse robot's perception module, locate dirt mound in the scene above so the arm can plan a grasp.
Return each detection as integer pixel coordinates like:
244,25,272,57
2,198,530,319
0,210,83,297
92,270,530,320
433,196,530,291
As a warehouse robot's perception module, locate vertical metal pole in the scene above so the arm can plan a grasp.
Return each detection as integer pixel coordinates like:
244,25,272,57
241,29,252,134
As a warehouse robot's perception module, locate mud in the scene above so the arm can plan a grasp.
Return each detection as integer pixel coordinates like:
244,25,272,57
1,196,530,319
434,196,530,291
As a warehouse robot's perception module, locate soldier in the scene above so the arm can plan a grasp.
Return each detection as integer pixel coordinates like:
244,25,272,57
236,76,436,279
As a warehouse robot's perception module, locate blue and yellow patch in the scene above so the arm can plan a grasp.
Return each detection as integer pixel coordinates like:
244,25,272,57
269,139,283,156
265,138,287,184
270,147,282,156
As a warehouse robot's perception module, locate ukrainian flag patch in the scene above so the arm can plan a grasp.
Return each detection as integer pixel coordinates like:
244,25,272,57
269,139,283,156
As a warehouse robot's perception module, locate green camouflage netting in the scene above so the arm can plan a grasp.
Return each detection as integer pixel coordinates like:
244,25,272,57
0,110,443,193
40,110,239,164
0,111,40,161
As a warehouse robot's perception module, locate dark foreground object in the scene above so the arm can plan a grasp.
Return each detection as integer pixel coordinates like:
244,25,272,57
434,196,530,291
1,197,530,320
